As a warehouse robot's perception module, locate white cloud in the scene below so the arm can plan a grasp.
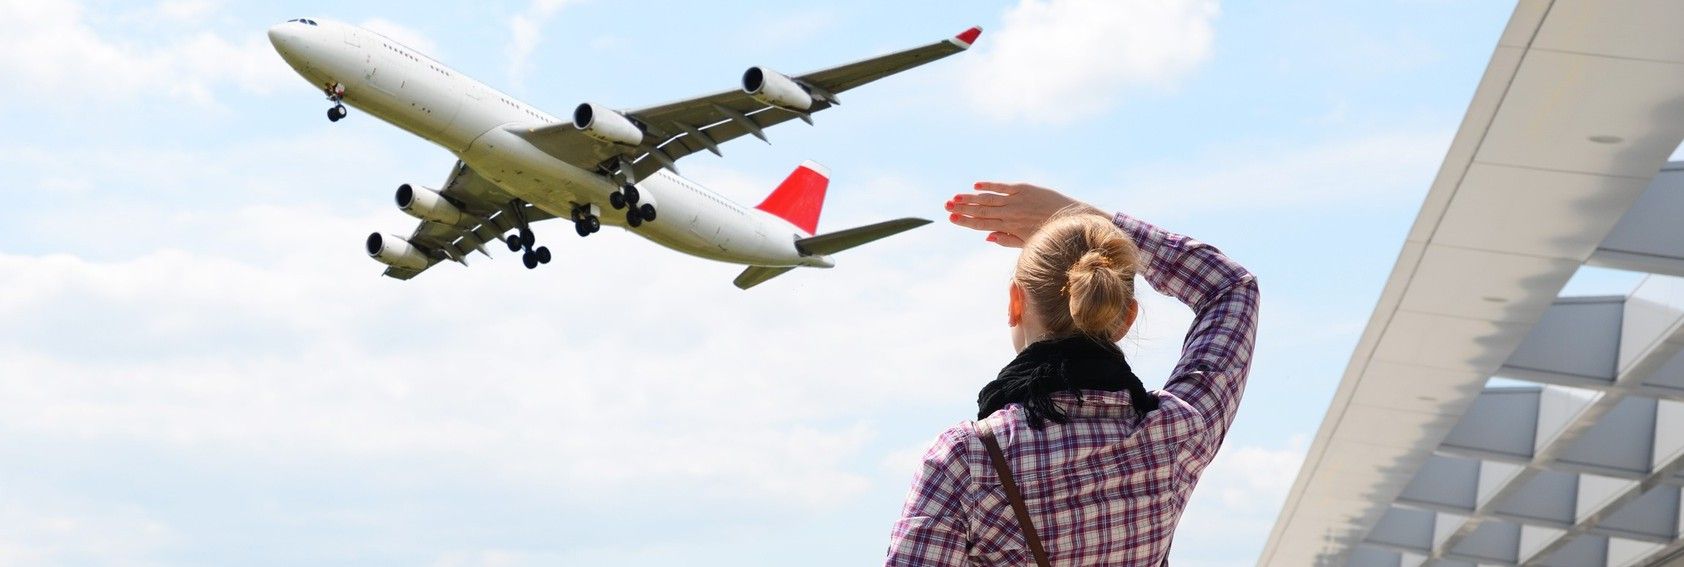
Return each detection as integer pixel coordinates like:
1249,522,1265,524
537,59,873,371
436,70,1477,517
154,0,218,23
961,0,1220,123
0,490,177,565
1170,436,1307,566
0,0,289,108
1117,130,1448,221
506,0,582,89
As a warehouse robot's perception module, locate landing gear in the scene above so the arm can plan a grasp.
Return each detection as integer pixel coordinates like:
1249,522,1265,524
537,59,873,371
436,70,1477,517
571,204,602,237
322,82,348,122
505,200,551,270
612,184,656,228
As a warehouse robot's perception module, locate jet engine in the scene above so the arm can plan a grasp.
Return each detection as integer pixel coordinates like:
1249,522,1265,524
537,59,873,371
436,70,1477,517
741,67,812,111
395,183,463,225
365,232,429,270
572,103,643,146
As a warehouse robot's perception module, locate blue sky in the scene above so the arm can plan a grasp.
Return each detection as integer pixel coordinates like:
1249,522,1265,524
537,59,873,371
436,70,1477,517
0,1,1651,565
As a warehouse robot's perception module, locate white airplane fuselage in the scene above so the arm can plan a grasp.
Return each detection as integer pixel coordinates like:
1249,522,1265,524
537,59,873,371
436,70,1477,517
266,19,830,269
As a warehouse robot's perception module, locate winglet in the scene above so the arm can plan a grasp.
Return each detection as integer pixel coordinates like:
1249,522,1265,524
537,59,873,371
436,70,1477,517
952,26,983,48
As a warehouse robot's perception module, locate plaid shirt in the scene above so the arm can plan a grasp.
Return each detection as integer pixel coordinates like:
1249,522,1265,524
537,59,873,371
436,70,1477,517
886,213,1260,566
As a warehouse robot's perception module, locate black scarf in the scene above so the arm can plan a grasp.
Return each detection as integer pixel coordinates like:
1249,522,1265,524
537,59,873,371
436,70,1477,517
977,335,1158,428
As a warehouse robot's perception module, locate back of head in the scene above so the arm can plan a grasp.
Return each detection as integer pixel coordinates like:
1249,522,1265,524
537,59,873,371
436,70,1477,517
1014,210,1141,340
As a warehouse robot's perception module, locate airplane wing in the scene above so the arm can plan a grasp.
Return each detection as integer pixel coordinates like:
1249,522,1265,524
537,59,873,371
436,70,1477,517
509,26,981,183
382,161,556,280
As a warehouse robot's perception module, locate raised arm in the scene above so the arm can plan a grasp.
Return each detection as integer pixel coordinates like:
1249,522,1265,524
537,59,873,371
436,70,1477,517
1113,213,1258,434
947,183,1260,434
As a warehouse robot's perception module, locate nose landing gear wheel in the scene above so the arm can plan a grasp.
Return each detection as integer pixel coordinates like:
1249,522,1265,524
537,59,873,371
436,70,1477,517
327,105,348,122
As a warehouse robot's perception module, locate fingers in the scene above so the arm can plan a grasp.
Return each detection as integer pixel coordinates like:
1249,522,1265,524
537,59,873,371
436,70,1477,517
950,192,1007,207
973,181,1022,195
945,202,998,218
947,212,1005,232
986,231,1026,248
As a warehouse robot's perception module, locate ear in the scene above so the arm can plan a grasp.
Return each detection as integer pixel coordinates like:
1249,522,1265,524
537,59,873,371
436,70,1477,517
1008,281,1024,327
1111,298,1140,342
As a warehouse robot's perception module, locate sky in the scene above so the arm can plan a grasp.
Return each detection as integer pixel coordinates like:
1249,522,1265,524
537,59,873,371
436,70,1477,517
0,0,1655,565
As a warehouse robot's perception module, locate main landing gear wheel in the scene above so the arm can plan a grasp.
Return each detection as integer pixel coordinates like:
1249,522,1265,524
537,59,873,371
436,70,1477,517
609,189,627,210
505,199,549,270
573,216,601,237
616,186,656,229
570,204,602,237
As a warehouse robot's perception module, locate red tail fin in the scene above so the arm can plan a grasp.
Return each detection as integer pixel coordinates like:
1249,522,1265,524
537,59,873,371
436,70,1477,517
756,161,829,234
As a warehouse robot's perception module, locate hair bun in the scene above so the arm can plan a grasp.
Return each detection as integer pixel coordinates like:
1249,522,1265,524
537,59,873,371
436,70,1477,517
1073,249,1113,272
1013,209,1141,340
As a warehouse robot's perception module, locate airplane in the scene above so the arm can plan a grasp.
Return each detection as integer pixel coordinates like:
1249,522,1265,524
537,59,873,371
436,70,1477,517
265,17,980,289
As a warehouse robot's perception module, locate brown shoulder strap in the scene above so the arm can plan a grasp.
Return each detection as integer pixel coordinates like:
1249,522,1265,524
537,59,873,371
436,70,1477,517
976,419,1052,567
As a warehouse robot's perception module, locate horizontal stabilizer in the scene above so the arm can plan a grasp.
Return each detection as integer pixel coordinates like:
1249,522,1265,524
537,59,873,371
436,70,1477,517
733,217,930,290
795,217,930,256
733,266,796,290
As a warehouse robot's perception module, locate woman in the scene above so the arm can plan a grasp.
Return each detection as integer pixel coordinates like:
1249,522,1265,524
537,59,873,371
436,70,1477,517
886,182,1259,566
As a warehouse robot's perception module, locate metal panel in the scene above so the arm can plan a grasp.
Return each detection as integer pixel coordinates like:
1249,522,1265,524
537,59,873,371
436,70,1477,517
1369,507,1438,552
1556,396,1658,477
1535,533,1608,567
1400,455,1481,512
1446,519,1520,563
1594,485,1681,542
1492,470,1579,526
1592,169,1684,277
1504,298,1625,384
1441,388,1541,460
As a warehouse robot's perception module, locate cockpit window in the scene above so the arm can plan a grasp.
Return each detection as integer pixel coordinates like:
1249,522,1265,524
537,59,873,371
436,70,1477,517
286,18,318,25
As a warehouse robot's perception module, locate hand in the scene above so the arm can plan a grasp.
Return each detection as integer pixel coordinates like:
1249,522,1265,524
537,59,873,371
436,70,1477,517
944,182,1105,248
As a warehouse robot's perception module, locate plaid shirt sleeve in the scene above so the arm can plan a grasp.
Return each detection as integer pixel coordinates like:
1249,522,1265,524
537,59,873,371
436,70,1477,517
1114,212,1260,441
886,424,973,567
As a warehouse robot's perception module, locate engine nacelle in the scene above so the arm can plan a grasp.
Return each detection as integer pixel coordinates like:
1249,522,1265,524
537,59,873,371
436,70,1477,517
365,232,429,270
572,103,643,146
395,183,463,225
741,67,813,111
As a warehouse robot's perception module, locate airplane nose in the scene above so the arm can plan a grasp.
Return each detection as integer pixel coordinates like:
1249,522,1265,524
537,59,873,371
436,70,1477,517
267,23,299,52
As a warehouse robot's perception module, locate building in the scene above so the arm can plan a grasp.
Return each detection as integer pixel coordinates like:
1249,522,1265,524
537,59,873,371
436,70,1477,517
1260,1,1684,565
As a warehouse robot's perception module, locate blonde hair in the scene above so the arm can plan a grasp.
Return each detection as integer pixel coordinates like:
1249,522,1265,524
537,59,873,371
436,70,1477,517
1014,209,1141,339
